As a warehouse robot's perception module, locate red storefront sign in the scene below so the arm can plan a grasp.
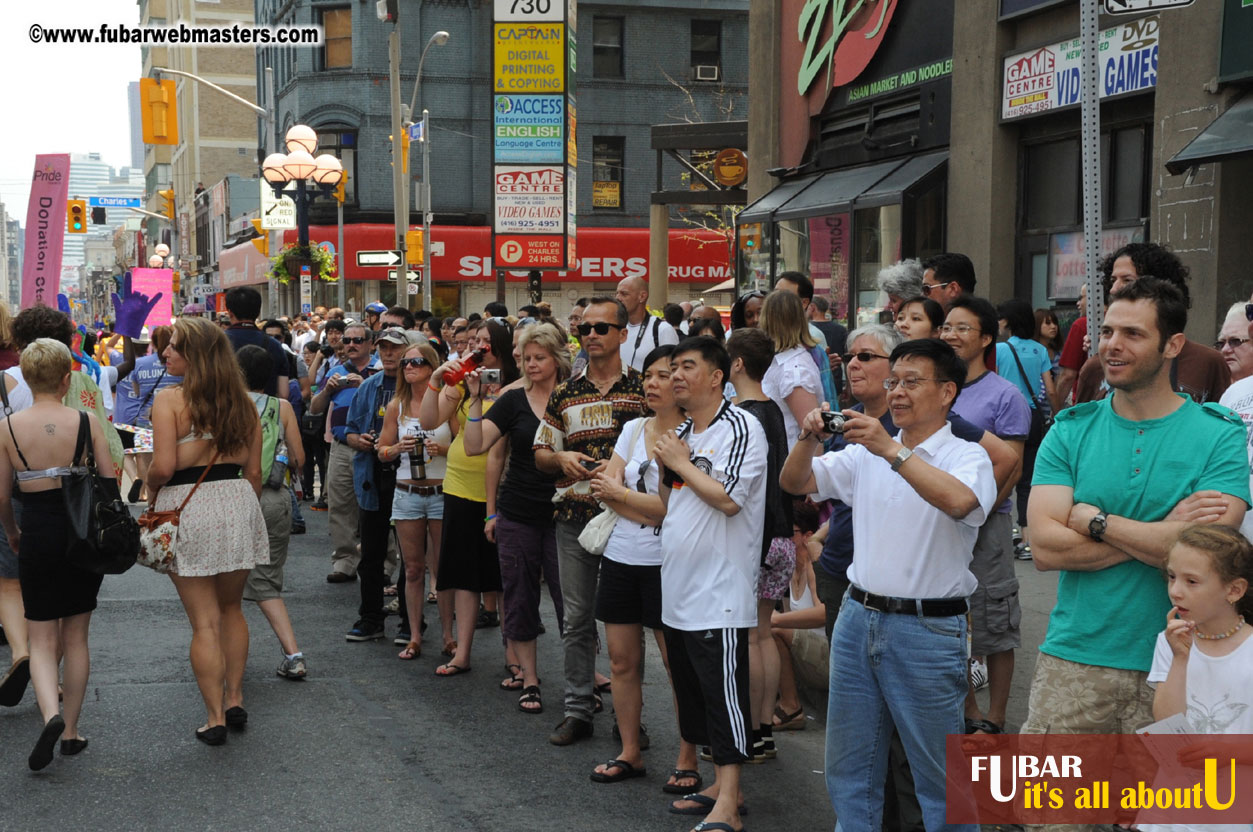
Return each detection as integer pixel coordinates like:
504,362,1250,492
282,225,732,283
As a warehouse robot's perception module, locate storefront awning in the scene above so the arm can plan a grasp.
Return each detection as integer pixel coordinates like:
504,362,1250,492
854,151,948,208
1165,93,1253,175
738,173,820,224
773,159,904,221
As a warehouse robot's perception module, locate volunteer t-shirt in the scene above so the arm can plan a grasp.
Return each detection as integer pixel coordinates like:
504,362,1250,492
659,402,767,631
761,346,822,448
604,417,662,567
485,387,559,525
1032,395,1250,672
950,370,1031,514
1219,375,1253,541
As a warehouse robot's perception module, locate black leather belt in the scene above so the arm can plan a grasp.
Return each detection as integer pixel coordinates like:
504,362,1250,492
850,586,967,617
396,482,442,496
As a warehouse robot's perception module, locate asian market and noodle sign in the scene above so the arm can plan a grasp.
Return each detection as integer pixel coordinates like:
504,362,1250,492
1002,14,1159,120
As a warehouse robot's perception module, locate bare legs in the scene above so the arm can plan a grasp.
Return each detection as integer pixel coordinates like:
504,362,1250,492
396,517,439,654
444,589,478,670
771,627,803,719
964,648,1015,730
27,612,91,738
256,599,299,656
170,570,250,729
592,624,662,774
0,577,28,664
753,600,780,740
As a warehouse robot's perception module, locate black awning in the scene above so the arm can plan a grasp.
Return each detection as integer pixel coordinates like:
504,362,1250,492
854,151,948,208
738,173,820,224
773,159,905,221
1166,93,1253,175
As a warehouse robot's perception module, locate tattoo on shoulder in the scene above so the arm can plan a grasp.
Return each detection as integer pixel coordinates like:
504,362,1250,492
44,424,55,435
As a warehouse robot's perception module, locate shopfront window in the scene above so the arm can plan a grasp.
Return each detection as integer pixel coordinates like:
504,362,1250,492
852,204,902,328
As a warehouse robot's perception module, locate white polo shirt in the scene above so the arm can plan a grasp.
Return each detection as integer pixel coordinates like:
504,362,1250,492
660,402,767,631
810,422,995,599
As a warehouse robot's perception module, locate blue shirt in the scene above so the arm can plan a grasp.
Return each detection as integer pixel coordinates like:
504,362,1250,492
113,354,181,427
996,336,1051,409
817,407,987,580
225,323,288,397
344,370,397,512
327,357,381,443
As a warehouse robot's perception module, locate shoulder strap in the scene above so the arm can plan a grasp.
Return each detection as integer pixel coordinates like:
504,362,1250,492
136,368,166,416
1005,342,1037,409
651,316,661,346
174,451,222,515
629,417,647,456
73,411,91,467
0,371,11,417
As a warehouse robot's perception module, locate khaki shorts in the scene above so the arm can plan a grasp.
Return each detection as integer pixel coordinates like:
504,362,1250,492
244,487,291,602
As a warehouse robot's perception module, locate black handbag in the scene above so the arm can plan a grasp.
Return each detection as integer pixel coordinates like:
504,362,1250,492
1006,341,1051,445
62,412,140,575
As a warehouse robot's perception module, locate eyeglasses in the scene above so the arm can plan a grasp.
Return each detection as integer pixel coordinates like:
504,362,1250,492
883,377,936,391
342,336,368,345
488,316,513,330
400,357,428,368
922,281,953,296
577,322,624,336
1216,337,1251,351
841,351,889,364
1245,303,1253,322
938,323,980,336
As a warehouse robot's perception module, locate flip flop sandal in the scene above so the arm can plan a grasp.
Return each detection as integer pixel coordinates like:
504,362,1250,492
595,680,612,694
964,718,1003,734
441,641,458,658
772,705,806,731
518,685,543,714
662,769,704,795
691,822,745,832
397,642,420,660
669,793,748,816
589,757,646,783
0,656,32,707
501,663,524,690
434,663,471,677
426,591,438,604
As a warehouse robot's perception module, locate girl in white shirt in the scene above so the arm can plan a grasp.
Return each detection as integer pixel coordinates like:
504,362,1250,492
759,292,821,448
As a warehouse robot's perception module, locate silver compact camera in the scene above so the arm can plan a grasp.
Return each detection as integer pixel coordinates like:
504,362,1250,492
820,411,847,435
480,368,502,386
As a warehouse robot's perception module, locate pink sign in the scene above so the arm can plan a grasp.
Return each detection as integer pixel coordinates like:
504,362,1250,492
21,154,71,308
129,268,176,332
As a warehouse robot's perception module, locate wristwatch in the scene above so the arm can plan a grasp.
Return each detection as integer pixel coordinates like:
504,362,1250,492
890,446,913,472
1088,511,1108,542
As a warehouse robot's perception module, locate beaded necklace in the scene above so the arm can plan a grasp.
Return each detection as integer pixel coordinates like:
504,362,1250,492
1195,618,1246,641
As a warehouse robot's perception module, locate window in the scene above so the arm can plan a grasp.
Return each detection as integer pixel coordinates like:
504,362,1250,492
592,137,625,210
316,128,358,202
320,7,352,70
592,17,623,78
690,20,721,72
1024,138,1080,230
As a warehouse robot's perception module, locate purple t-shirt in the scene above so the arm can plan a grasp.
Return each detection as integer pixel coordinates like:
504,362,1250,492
950,370,1031,514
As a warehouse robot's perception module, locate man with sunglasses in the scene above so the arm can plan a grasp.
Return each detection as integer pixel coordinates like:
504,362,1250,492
780,337,996,832
535,296,647,746
311,323,381,583
920,252,977,313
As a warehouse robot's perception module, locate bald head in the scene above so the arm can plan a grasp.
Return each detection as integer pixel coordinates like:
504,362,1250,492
616,277,649,321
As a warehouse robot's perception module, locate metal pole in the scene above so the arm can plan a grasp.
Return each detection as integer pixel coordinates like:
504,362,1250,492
267,66,280,318
390,29,408,307
337,192,346,312
1080,0,1104,355
422,109,432,313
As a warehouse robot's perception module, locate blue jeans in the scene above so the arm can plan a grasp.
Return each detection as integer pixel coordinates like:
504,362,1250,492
826,593,973,832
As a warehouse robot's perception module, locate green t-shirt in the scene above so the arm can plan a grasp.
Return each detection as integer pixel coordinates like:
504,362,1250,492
1032,394,1250,672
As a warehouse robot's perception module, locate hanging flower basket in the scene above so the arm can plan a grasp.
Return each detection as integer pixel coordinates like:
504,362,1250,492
270,243,338,284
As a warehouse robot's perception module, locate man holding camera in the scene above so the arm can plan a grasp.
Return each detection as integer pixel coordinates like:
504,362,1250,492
780,338,996,832
534,296,646,746
310,322,380,583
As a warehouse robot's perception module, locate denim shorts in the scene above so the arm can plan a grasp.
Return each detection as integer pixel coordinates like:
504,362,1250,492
391,486,444,521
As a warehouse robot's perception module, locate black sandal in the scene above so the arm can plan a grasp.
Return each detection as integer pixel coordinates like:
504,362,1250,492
518,685,543,714
662,768,703,794
589,758,646,783
501,663,524,691
964,718,1003,734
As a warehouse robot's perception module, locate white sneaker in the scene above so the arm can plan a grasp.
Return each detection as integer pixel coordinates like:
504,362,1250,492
969,657,989,691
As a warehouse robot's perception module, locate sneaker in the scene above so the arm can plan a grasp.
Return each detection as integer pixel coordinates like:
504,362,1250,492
1011,525,1023,546
1014,541,1033,560
310,500,328,512
393,629,411,647
277,655,307,679
291,524,306,535
475,610,499,629
327,571,356,583
345,620,386,642
969,657,989,691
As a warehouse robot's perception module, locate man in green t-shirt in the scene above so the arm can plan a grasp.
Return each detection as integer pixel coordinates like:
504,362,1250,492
1026,278,1249,739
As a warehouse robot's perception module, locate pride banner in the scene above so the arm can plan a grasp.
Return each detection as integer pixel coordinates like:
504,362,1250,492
21,154,71,308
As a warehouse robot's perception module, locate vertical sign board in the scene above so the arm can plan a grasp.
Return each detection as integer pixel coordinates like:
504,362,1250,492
22,154,71,308
492,0,576,271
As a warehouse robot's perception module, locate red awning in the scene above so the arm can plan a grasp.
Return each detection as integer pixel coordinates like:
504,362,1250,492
280,225,733,283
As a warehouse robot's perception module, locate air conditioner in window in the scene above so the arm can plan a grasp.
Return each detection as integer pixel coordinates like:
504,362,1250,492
694,64,720,82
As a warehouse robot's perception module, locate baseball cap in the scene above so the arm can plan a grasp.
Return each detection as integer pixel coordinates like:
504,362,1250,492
376,327,426,347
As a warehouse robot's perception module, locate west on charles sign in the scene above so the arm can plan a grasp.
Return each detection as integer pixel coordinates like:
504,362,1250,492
282,224,732,283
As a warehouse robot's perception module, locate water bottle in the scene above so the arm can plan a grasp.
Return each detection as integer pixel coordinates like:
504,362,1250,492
268,440,289,489
441,349,486,385
407,428,426,480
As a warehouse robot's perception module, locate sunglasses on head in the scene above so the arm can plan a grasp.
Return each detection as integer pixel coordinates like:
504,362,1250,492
342,336,368,345
400,357,428,368
577,322,623,336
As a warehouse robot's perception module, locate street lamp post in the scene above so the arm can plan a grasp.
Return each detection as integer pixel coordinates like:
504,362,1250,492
260,125,344,314
405,31,450,313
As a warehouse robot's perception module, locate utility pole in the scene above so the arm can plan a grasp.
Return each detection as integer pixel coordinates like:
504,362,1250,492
1079,0,1104,355
421,109,432,314
389,28,408,307
266,66,280,318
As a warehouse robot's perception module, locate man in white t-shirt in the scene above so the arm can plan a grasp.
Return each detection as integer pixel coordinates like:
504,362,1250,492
1218,290,1253,542
616,276,679,371
655,335,767,831
780,337,996,832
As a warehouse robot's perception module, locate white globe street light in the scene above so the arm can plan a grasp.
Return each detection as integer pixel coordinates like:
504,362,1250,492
261,153,292,184
285,124,318,155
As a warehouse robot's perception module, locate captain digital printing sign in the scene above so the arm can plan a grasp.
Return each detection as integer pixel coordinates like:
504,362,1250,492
494,95,565,163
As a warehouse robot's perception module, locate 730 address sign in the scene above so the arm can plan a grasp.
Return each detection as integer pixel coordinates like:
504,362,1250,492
495,0,562,21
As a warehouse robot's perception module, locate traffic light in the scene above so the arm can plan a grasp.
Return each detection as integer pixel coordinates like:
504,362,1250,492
376,0,398,23
91,206,106,225
171,271,181,293
139,77,179,146
406,229,424,265
528,271,543,302
250,219,269,257
158,189,175,220
333,172,348,204
67,200,87,234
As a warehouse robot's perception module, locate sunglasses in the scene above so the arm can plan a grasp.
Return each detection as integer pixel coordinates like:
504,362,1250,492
841,351,888,364
342,336,368,345
1216,337,1251,351
922,281,953,296
577,322,624,336
400,357,428,368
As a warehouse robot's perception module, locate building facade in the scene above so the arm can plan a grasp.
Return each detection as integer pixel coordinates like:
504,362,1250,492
251,0,749,315
745,0,1253,340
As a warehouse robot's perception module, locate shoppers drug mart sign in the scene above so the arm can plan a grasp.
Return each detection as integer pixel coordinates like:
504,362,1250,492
1002,14,1159,120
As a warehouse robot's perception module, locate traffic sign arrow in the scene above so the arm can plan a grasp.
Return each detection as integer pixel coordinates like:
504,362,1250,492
1103,0,1193,13
356,250,403,267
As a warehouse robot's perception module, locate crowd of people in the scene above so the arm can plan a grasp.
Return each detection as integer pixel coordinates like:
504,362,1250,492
1,244,1252,832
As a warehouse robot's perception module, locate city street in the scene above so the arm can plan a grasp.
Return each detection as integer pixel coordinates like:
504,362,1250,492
0,506,1059,830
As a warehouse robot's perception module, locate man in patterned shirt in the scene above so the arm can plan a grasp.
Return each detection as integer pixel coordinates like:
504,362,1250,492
535,296,647,746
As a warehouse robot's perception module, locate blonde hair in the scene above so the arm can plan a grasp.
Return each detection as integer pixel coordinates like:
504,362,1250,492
0,302,14,351
20,338,72,394
171,317,258,455
395,342,440,417
517,322,572,389
760,290,816,352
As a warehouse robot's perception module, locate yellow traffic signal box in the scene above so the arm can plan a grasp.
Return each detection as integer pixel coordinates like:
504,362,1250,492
140,78,179,146
67,200,87,234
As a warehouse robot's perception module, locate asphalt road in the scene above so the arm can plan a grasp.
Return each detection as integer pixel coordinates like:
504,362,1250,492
0,505,1060,831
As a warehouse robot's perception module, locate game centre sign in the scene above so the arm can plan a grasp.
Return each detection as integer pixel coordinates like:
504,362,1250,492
1002,13,1159,120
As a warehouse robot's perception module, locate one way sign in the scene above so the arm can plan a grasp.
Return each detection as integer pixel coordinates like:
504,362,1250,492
356,250,403,267
1104,0,1193,13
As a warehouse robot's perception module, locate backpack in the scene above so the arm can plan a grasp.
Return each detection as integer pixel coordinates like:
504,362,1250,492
252,395,287,489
